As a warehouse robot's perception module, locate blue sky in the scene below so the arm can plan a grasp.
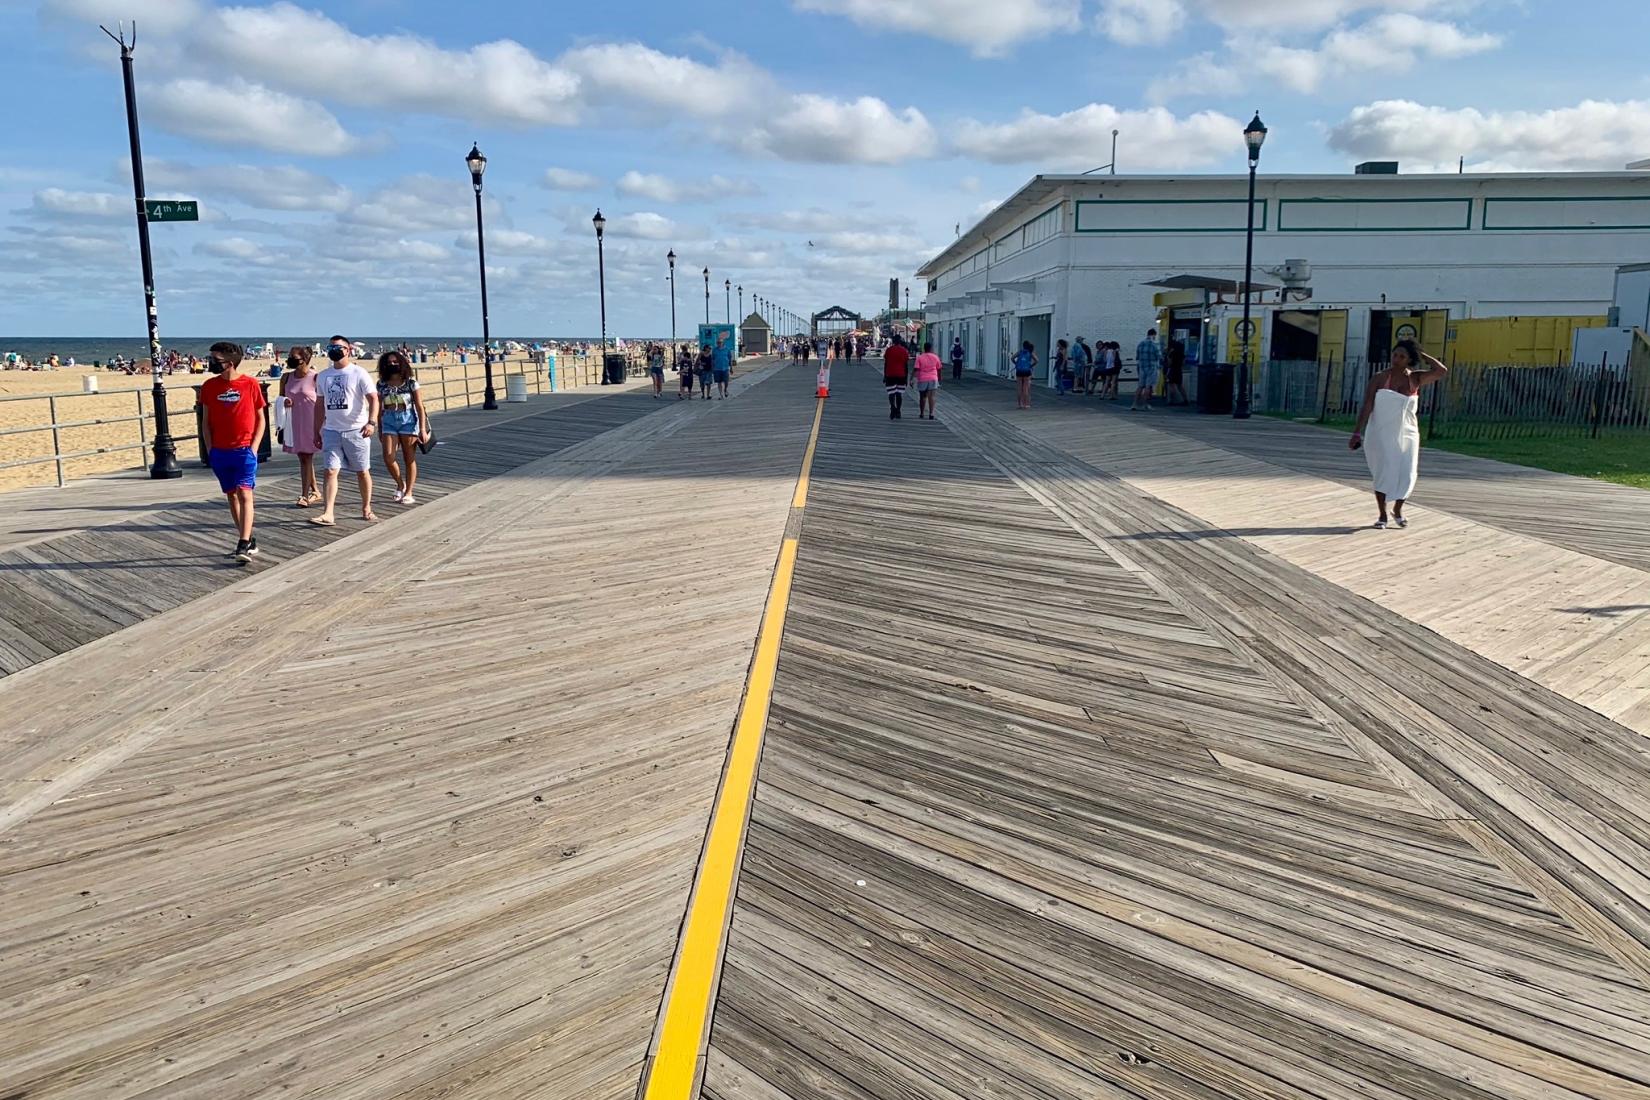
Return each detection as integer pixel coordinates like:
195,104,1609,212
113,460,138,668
2,0,1648,338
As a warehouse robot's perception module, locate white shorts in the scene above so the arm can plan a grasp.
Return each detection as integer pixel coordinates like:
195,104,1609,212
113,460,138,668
321,428,371,473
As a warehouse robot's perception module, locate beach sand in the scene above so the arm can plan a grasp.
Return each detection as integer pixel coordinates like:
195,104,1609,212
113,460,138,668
0,353,607,492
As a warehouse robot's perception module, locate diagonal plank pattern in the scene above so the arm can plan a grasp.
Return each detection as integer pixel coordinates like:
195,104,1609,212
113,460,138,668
704,365,1650,1100
0,365,814,1098
0,384,675,679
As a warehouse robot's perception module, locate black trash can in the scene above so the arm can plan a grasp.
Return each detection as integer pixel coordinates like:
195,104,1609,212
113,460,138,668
1196,362,1235,414
603,353,627,385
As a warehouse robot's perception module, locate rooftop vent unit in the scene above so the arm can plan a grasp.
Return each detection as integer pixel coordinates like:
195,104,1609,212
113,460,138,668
1354,161,1399,175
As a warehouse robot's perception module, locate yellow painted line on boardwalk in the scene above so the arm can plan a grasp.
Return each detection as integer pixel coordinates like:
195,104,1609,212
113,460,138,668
642,396,824,1100
790,398,824,509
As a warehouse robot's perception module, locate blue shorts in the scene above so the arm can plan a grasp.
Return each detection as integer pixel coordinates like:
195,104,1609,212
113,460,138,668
713,370,729,384
208,446,257,493
381,412,419,437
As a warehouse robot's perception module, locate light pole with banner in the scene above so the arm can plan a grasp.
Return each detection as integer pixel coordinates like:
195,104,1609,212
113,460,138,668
465,143,498,410
103,22,182,478
1234,111,1267,420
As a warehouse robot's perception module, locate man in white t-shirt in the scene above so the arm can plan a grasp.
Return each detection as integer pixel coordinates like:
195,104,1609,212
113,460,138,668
311,335,379,525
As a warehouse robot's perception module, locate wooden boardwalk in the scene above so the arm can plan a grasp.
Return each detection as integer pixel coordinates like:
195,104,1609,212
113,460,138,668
936,375,1650,739
3,360,1649,1099
0,381,677,678
0,362,809,1098
700,364,1650,1100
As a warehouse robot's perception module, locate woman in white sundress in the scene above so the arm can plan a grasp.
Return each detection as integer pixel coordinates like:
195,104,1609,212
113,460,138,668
1350,338,1448,529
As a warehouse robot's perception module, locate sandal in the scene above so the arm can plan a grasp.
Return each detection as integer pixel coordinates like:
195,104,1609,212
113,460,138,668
310,515,337,526
361,511,378,523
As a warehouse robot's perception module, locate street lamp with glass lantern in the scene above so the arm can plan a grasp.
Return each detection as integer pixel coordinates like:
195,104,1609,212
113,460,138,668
667,249,677,347
1234,111,1267,419
703,267,710,324
465,143,498,410
737,284,743,323
592,209,609,383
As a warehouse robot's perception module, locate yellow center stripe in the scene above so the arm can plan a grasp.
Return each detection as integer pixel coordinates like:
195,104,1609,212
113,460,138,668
642,397,824,1099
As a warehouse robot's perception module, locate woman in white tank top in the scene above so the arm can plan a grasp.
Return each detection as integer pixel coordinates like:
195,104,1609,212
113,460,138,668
1350,338,1448,529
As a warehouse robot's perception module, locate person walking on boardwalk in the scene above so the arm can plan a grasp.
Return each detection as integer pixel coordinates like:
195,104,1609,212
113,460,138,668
882,334,911,419
1012,340,1037,409
712,332,733,398
950,336,965,381
696,343,715,400
1164,339,1189,406
311,336,379,526
913,341,943,420
647,342,666,398
1132,329,1162,411
280,346,321,507
376,350,427,506
1072,336,1093,394
1054,339,1073,396
200,341,268,564
677,344,695,399
1351,337,1447,529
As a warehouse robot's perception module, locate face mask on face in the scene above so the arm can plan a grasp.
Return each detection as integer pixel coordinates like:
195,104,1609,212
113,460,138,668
327,346,348,362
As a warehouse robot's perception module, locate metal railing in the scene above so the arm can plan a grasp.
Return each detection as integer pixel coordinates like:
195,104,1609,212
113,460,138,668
0,388,153,486
0,351,651,489
1259,354,1650,440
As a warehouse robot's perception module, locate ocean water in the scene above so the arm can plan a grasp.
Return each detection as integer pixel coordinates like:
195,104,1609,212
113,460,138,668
1,336,643,365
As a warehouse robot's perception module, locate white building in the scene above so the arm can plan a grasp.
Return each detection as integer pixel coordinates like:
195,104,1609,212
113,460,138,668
916,169,1650,385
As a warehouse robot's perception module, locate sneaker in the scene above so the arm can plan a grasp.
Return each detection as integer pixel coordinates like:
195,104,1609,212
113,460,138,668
229,540,245,559
234,540,253,564
245,537,259,557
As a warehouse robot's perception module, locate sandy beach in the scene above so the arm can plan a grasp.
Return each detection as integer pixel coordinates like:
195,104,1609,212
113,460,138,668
0,352,611,492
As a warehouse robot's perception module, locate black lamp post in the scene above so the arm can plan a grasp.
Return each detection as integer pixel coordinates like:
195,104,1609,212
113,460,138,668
667,249,677,346
466,143,497,410
1234,110,1267,420
593,209,609,383
723,278,731,323
101,23,180,478
703,267,710,324
738,284,744,322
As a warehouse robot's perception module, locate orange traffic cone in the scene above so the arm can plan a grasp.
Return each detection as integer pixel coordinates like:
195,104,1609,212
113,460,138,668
815,363,830,398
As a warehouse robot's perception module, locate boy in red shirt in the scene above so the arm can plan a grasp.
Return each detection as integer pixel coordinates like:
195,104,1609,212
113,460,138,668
198,341,268,563
882,336,911,419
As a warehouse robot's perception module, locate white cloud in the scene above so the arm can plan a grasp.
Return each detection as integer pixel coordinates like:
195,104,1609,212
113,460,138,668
730,209,904,233
146,78,360,155
143,160,353,212
794,0,1080,55
1199,0,1458,31
615,171,760,203
455,228,550,255
197,236,265,260
387,239,449,262
951,104,1242,170
41,0,206,36
604,212,681,240
559,43,767,119
1150,13,1499,98
812,230,928,255
543,167,603,191
745,95,936,164
1328,98,1650,172
194,4,582,126
1097,0,1184,45
33,189,126,218
346,175,498,231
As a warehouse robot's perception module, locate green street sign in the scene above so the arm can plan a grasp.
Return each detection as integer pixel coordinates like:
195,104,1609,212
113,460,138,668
145,199,199,222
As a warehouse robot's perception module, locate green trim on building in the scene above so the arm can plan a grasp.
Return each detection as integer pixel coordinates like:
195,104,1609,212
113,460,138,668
1074,198,1267,234
1482,195,1650,231
1277,196,1473,232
